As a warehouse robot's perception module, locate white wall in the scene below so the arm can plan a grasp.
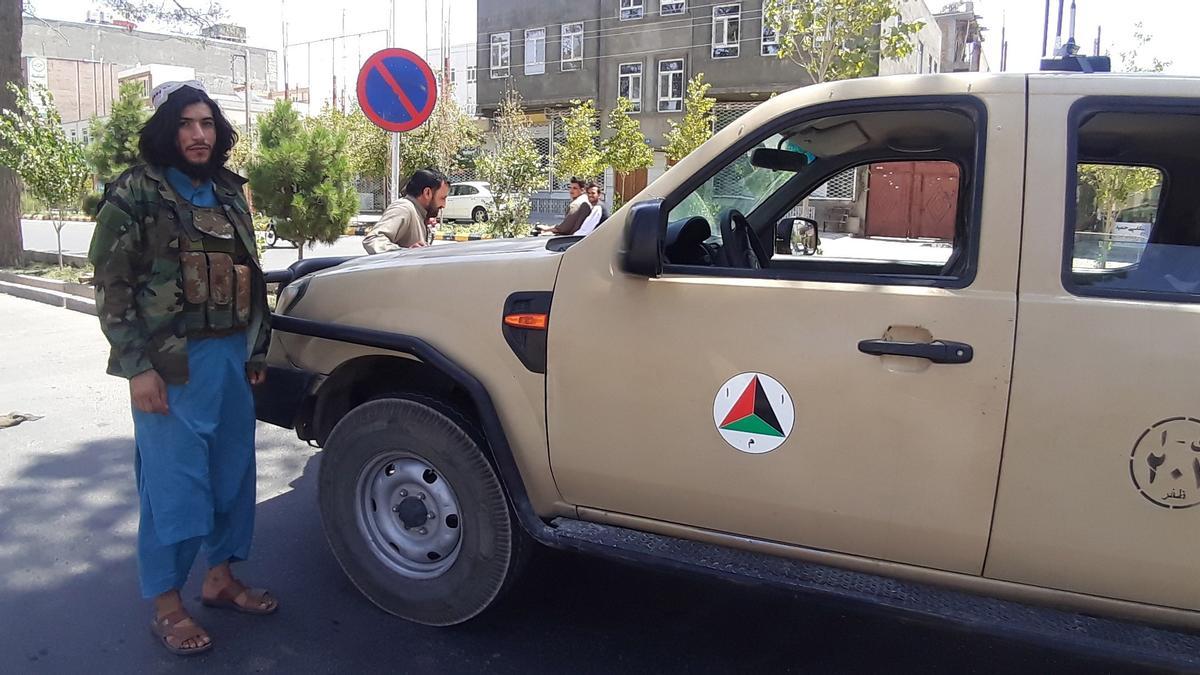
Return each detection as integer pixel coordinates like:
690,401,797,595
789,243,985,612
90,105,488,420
879,0,944,76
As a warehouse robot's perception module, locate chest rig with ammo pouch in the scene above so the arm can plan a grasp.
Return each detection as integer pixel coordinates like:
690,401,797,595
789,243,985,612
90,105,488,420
176,200,254,336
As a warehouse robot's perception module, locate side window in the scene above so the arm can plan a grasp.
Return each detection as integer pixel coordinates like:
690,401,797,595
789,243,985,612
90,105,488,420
460,185,478,196
777,161,959,267
448,185,462,197
1066,107,1200,300
663,104,981,286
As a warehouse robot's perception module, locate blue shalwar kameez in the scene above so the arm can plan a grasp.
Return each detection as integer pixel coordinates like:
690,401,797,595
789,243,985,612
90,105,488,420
132,169,257,599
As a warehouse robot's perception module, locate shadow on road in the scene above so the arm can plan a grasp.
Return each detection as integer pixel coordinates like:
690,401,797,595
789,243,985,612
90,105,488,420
0,441,1158,674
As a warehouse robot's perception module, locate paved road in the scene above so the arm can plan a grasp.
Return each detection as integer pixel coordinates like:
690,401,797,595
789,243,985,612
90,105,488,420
0,294,1163,674
20,215,561,273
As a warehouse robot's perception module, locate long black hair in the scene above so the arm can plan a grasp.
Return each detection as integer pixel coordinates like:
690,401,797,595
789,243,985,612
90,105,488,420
138,85,238,178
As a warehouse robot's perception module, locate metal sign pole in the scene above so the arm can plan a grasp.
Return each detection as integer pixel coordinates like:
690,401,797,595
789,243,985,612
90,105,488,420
389,0,401,203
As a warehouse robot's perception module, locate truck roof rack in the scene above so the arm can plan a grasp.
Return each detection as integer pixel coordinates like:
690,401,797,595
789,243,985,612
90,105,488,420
1040,54,1112,73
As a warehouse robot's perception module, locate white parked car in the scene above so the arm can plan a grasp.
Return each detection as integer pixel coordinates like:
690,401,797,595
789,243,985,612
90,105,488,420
441,182,494,223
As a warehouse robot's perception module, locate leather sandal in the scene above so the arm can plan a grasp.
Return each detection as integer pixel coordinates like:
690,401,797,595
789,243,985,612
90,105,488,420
201,583,278,615
150,609,213,656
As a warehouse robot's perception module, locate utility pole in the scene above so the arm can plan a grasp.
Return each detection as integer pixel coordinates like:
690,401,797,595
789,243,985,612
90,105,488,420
244,47,252,134
1054,0,1065,54
282,0,289,99
1042,0,1051,57
1094,25,1102,57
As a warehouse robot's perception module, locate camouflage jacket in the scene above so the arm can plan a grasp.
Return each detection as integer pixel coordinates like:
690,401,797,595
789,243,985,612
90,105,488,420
88,164,271,385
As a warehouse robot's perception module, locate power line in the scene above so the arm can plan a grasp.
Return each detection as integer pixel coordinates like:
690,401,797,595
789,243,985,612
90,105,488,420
466,8,768,54
472,0,771,40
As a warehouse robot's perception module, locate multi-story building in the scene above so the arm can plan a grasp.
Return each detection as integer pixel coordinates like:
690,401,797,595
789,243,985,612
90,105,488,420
427,44,479,117
477,0,949,208
21,15,278,140
934,1,989,73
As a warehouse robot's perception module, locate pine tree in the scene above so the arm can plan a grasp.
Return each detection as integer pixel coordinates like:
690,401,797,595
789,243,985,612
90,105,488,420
663,74,716,164
603,96,653,204
552,99,603,184
248,100,358,259
88,81,149,184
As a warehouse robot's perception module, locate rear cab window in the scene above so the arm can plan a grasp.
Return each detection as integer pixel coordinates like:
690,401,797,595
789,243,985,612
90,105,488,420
1065,100,1200,300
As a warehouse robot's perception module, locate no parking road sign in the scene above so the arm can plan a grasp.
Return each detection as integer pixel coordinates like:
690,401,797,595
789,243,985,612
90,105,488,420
356,48,438,133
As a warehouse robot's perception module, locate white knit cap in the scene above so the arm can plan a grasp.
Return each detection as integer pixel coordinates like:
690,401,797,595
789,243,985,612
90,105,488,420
150,80,208,109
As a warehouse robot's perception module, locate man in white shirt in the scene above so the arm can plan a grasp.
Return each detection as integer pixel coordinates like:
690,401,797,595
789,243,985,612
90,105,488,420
576,183,609,236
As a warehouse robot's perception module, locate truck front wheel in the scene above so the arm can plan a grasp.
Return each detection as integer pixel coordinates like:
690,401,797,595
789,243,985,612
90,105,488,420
318,396,525,625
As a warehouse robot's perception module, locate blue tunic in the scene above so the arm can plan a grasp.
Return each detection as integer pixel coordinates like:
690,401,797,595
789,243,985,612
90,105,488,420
132,172,257,598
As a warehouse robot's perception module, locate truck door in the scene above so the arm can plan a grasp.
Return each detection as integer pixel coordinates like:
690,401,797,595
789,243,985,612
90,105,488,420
547,81,1027,574
987,78,1200,612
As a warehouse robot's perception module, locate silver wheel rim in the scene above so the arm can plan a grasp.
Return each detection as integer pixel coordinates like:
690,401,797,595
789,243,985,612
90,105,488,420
355,453,463,578
266,229,277,246
473,208,486,223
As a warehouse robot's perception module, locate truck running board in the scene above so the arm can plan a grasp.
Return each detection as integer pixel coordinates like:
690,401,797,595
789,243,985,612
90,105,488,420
544,518,1200,671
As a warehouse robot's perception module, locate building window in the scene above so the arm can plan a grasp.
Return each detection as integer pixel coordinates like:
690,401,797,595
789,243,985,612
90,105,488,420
658,59,684,113
490,33,510,78
561,22,584,72
450,68,457,85
761,19,779,56
618,62,643,113
467,65,477,83
712,4,741,59
620,0,644,21
525,28,546,75
661,0,685,16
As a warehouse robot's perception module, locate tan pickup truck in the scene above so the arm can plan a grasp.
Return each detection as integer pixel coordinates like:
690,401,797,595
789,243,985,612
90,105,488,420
256,61,1200,668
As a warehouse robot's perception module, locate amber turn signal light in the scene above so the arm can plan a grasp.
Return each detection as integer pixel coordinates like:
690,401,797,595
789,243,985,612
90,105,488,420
503,313,549,330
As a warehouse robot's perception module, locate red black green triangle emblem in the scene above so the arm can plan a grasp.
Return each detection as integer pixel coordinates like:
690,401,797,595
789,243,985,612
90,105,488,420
719,376,785,437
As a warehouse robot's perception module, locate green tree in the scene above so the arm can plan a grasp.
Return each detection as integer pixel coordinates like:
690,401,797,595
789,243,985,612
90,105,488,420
603,96,654,204
0,84,90,267
1117,22,1171,73
87,81,149,183
1079,164,1161,233
764,0,922,83
663,74,716,163
475,88,542,239
404,80,482,176
319,105,389,180
248,100,358,259
100,0,225,30
552,99,604,184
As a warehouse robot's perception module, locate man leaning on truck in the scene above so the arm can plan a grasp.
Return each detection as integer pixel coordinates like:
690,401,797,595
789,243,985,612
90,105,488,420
362,168,450,253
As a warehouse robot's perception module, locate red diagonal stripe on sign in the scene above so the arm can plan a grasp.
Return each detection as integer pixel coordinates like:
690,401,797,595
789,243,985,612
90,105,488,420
372,61,420,121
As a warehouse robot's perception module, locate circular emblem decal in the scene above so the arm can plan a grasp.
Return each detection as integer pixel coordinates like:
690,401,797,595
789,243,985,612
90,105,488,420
1130,417,1200,509
713,373,795,454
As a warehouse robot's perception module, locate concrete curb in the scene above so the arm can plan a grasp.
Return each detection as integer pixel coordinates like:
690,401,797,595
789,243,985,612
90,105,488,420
21,214,93,222
0,274,98,316
435,233,495,242
21,250,91,267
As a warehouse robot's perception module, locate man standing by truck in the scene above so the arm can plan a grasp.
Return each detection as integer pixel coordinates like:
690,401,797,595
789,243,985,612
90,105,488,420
363,168,450,252
89,80,277,657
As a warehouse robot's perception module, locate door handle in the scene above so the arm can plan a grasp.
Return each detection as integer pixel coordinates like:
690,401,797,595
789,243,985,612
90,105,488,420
857,339,973,364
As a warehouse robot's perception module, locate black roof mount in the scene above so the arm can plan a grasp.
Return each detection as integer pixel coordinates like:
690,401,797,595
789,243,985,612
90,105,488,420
1040,54,1112,72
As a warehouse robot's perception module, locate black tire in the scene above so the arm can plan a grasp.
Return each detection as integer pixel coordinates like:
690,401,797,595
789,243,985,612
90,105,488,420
319,396,528,625
265,225,278,248
472,206,488,223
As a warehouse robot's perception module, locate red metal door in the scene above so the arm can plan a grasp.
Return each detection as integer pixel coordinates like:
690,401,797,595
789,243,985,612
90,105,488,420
865,161,959,240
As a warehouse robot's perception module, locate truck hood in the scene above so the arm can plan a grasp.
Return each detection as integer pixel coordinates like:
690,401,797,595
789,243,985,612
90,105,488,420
335,237,562,271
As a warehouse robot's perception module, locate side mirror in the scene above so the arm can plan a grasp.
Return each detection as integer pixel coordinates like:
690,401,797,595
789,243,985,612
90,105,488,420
623,200,664,277
775,217,821,256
